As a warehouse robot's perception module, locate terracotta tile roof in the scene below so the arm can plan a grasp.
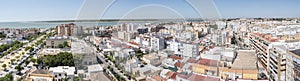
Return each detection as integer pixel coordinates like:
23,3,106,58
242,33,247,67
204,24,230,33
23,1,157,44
165,71,173,78
151,75,166,81
177,73,191,79
187,58,197,63
174,62,184,68
252,33,279,42
129,42,139,45
169,55,183,60
188,74,205,81
197,58,220,67
205,76,221,81
165,71,177,80
170,72,178,80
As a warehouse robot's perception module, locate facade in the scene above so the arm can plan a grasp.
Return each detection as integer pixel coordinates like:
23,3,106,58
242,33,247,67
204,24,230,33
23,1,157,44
192,50,259,80
46,36,70,48
49,66,76,81
56,23,75,36
150,36,165,51
167,40,181,55
26,69,54,81
287,50,300,81
56,23,83,36
249,31,300,81
249,33,275,71
71,38,98,69
220,50,258,80
181,43,199,58
117,31,137,42
269,44,287,81
191,58,220,76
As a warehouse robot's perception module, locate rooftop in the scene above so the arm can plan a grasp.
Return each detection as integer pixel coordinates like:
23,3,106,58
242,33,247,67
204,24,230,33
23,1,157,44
32,69,49,74
231,50,257,70
49,66,76,75
88,64,104,73
197,58,220,67
187,74,220,81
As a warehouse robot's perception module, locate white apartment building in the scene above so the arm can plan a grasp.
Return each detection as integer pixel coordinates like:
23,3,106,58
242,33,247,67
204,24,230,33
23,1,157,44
117,31,137,42
166,39,199,58
268,41,300,81
142,37,151,48
180,43,199,58
166,39,181,55
117,31,125,40
49,66,76,81
216,21,227,29
150,36,165,51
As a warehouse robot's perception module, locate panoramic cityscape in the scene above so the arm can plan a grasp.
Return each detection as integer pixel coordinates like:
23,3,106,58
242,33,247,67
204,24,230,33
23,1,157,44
0,0,300,81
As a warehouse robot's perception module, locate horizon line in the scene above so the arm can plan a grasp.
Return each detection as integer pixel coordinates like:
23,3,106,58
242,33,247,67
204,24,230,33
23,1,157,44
1,17,300,23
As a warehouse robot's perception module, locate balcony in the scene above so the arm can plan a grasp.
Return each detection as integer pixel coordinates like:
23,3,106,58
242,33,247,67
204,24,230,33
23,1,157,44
258,59,267,68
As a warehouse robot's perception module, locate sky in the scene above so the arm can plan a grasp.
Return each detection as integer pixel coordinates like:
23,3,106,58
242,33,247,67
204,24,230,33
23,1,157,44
0,0,299,22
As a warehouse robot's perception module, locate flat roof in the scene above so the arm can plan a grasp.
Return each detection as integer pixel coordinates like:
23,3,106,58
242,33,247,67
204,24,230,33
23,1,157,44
49,66,76,75
32,69,49,74
231,50,257,70
88,64,103,73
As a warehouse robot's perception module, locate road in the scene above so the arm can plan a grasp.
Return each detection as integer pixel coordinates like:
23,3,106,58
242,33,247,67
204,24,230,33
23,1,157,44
0,29,52,77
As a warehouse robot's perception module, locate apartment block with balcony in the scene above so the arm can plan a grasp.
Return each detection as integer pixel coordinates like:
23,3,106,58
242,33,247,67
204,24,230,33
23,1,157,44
180,42,199,58
269,44,287,81
287,50,300,81
249,33,279,71
150,36,165,51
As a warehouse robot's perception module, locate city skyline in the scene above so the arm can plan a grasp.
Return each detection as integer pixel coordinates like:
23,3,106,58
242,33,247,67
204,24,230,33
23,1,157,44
0,0,300,22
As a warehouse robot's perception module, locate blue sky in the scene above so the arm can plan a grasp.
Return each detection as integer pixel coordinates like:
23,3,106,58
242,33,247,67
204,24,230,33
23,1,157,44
0,0,299,22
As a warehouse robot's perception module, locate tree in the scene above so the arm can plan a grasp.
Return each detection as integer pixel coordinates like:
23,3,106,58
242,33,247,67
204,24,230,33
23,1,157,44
40,52,74,67
30,58,37,64
37,58,42,64
2,64,6,70
10,59,15,64
0,73,13,81
63,77,70,81
25,46,34,52
74,77,81,81
3,52,8,56
63,41,69,48
58,44,64,48
0,32,6,38
15,65,24,73
25,60,30,65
